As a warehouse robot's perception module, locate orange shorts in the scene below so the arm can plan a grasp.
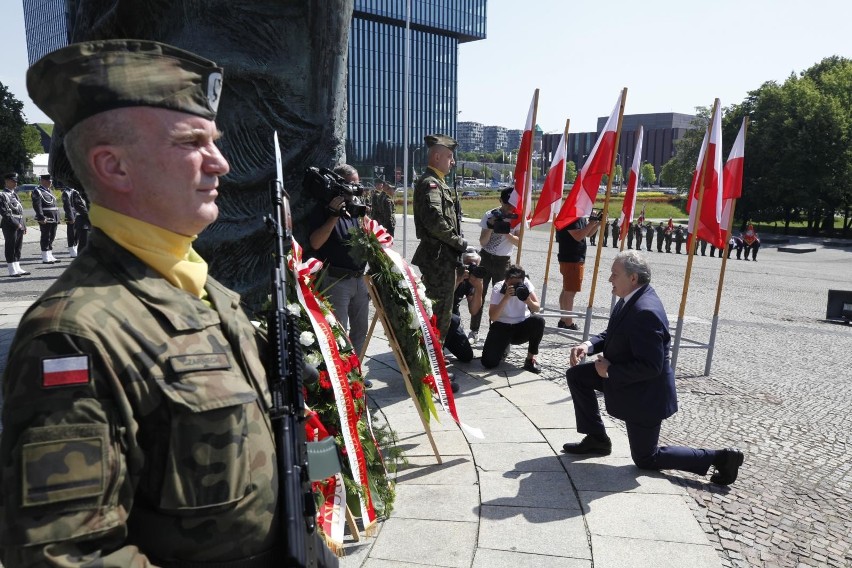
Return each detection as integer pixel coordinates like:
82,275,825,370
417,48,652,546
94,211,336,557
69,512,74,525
559,261,584,292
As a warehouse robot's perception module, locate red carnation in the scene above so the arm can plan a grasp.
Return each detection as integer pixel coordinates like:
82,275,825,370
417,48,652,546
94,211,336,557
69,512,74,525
318,370,332,390
350,381,364,399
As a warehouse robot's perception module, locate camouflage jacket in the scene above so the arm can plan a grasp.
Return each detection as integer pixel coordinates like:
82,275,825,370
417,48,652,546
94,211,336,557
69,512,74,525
370,190,395,237
411,168,466,268
0,229,279,566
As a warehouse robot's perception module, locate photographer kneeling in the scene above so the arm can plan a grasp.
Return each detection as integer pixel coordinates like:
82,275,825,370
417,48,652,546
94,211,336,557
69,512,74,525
481,265,545,373
444,251,485,366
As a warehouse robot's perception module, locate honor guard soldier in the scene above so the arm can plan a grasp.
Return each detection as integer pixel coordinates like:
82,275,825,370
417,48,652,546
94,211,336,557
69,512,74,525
655,222,665,252
370,176,396,237
1,172,30,277
59,181,79,257
743,223,761,261
0,39,336,567
644,221,654,252
674,225,685,254
32,173,61,263
626,221,635,249
71,183,91,252
610,219,620,248
729,234,744,259
412,134,468,340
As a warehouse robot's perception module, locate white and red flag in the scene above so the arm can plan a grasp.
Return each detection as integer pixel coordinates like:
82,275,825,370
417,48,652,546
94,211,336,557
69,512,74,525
529,129,567,227
721,117,747,238
554,91,622,230
687,102,724,248
510,92,536,227
617,126,644,236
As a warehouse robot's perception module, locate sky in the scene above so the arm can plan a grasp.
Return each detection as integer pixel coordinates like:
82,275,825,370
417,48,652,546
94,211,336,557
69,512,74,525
2,0,850,131
459,0,852,133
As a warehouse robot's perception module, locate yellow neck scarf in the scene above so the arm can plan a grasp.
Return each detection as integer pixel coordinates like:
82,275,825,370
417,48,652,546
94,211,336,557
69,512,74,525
428,166,446,182
90,204,208,298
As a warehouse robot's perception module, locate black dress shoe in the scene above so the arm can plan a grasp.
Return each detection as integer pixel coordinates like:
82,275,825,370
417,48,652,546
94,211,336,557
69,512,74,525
710,448,743,485
557,320,579,330
522,357,541,374
562,435,612,455
363,379,373,388
450,380,460,393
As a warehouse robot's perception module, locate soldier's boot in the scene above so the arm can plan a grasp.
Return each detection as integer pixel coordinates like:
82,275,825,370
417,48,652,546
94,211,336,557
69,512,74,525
48,250,61,263
13,262,30,275
41,251,51,264
7,264,20,277
68,245,78,258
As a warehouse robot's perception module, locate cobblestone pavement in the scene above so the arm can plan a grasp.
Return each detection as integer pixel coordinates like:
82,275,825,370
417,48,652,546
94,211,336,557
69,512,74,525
449,221,852,568
3,219,852,567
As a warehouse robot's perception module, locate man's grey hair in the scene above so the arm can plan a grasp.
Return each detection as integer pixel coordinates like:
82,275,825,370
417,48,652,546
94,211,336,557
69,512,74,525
615,250,651,285
333,163,358,181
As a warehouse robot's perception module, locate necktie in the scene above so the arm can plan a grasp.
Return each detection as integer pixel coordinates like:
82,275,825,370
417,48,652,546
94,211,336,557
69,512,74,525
611,298,625,319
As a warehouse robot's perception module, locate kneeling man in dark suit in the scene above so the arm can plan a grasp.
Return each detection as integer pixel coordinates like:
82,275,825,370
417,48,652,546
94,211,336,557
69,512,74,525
562,251,744,485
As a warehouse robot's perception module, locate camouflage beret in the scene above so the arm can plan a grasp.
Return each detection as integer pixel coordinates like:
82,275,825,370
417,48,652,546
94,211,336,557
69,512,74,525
424,134,458,151
27,39,224,132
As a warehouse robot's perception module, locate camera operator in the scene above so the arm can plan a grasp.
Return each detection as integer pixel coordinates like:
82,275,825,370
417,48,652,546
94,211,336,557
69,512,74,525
308,163,371,361
555,209,602,330
481,265,545,373
444,251,485,368
466,187,519,345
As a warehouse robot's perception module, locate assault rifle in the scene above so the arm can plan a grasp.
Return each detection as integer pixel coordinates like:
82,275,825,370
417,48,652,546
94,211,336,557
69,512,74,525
265,132,337,568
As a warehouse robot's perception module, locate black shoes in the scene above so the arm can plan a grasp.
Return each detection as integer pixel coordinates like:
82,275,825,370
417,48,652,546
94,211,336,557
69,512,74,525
710,448,744,486
562,435,612,456
558,321,579,331
451,380,460,393
523,357,541,374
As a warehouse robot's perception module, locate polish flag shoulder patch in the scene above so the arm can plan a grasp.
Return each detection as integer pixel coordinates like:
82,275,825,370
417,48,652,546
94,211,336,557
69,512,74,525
42,355,91,388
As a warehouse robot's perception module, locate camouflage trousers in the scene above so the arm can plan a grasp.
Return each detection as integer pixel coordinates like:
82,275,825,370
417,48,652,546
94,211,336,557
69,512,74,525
420,263,457,342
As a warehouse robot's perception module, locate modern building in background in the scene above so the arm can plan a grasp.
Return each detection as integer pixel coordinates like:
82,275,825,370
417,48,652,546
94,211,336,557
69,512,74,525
22,0,74,65
458,121,485,152
349,1,487,180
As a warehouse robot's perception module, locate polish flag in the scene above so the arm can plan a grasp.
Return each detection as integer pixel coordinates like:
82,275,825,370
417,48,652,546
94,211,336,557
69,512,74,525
617,126,644,236
721,117,747,238
510,92,536,228
554,91,622,230
687,102,724,248
42,355,90,387
529,129,567,227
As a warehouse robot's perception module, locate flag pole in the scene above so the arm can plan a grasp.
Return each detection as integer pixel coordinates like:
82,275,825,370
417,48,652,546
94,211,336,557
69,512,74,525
515,88,540,265
672,98,719,370
705,117,749,376
583,87,628,340
539,118,570,309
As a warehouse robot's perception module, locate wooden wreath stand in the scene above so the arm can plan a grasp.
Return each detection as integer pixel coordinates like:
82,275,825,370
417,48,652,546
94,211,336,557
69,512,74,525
361,275,442,464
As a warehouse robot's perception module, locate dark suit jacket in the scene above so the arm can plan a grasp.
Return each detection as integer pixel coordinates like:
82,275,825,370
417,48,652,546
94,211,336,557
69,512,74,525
590,284,678,424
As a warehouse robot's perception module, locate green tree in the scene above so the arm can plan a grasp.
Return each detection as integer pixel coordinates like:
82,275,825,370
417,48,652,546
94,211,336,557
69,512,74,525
0,81,33,174
640,163,656,187
565,160,577,183
660,106,711,191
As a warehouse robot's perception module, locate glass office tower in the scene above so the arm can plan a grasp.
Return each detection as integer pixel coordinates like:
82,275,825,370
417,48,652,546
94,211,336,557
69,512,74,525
349,0,487,179
22,0,74,65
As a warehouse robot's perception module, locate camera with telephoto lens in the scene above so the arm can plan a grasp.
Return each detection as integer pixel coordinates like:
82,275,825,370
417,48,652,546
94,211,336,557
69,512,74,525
488,208,519,234
467,263,487,278
589,208,604,222
304,166,368,218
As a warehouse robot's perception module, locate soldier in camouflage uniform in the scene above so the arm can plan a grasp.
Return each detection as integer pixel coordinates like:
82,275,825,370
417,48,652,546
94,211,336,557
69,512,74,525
412,134,469,341
0,40,335,567
370,177,396,237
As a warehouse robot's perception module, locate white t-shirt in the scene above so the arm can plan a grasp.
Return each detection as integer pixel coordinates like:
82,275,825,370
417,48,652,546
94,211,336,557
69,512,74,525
479,209,518,258
490,278,535,324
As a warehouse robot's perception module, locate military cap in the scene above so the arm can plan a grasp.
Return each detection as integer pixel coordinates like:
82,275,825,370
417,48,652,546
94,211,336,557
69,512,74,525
424,134,458,151
3,172,18,181
27,39,224,132
39,174,51,180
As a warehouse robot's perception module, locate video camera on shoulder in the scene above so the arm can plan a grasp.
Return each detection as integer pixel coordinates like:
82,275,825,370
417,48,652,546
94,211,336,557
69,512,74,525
488,208,519,234
589,208,604,222
304,166,368,218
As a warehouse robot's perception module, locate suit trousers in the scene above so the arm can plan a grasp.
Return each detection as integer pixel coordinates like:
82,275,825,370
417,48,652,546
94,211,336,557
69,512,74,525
2,223,24,263
326,274,369,358
566,362,716,475
39,222,58,251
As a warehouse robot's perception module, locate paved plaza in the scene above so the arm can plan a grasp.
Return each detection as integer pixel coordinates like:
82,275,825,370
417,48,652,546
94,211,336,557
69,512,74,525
1,216,851,567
